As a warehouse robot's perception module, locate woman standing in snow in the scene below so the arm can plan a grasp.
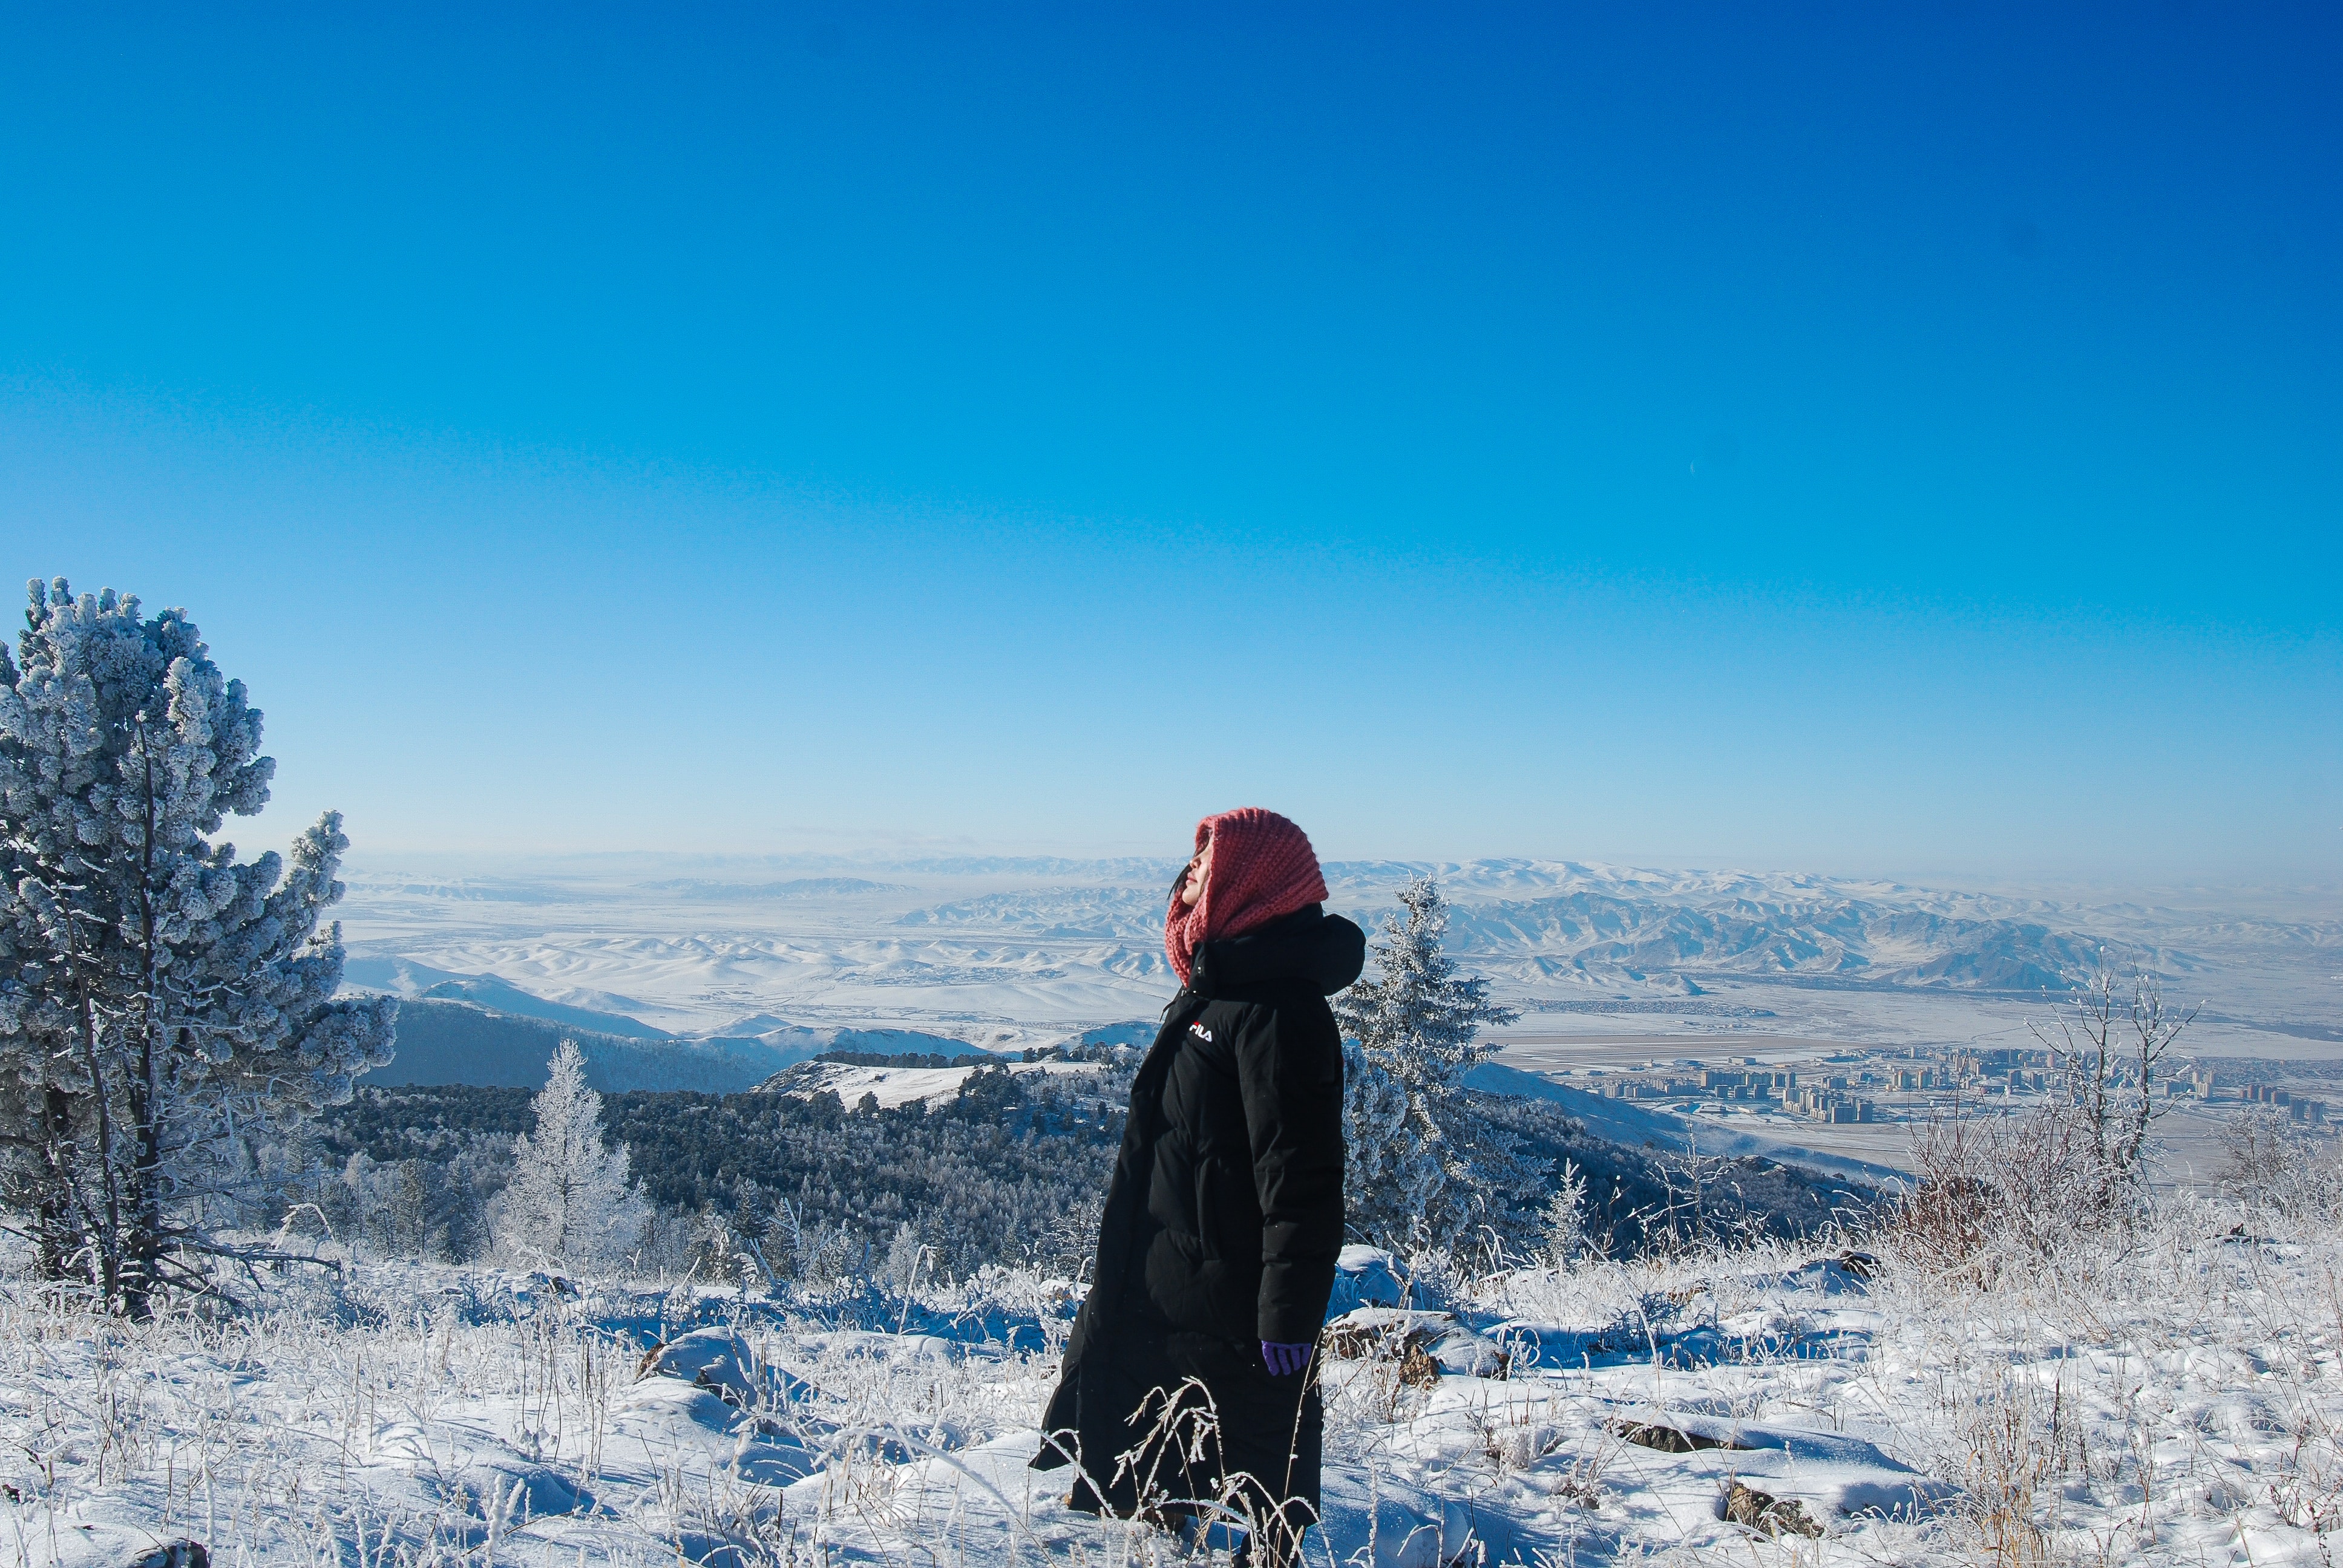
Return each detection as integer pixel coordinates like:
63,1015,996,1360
1035,808,1364,1564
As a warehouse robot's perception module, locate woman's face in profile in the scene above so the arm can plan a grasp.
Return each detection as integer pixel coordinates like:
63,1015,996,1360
1178,837,1214,907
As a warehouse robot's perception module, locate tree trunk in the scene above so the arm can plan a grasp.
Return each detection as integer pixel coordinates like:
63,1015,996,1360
35,1083,82,1284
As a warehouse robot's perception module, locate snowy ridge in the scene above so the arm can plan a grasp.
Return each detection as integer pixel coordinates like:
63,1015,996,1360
344,958,672,1037
701,1020,998,1063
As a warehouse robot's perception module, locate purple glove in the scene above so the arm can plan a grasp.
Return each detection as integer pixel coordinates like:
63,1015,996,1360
1261,1339,1313,1377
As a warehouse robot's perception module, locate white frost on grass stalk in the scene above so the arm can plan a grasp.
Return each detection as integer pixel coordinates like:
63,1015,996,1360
1,1199,2341,1566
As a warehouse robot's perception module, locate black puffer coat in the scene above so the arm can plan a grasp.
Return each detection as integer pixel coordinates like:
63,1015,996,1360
1035,904,1366,1529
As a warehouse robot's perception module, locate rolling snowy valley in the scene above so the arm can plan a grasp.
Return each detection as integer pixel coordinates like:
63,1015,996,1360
335,855,2338,1060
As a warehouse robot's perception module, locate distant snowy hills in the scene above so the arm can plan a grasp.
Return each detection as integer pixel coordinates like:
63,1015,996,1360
641,877,909,900
863,863,2134,994
333,853,2330,1073
893,886,1168,939
1437,891,2115,991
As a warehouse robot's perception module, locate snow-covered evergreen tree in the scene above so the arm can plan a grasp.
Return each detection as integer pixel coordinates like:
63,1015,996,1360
1334,878,1541,1252
495,1040,649,1272
883,1220,926,1297
1539,1158,1590,1269
0,579,396,1312
1339,1039,1420,1244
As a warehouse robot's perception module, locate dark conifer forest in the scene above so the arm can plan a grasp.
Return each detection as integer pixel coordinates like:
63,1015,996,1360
304,1057,1867,1275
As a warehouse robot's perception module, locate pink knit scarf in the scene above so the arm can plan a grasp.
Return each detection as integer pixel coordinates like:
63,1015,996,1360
1164,808,1329,985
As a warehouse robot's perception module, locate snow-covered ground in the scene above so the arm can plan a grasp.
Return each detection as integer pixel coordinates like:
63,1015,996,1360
10,1199,2343,1567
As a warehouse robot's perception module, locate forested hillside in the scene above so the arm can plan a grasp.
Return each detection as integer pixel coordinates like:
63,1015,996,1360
366,999,785,1091
306,1060,1867,1276
306,1063,1129,1276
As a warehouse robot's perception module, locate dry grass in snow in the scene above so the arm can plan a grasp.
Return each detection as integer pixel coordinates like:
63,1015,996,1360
0,1194,2339,1568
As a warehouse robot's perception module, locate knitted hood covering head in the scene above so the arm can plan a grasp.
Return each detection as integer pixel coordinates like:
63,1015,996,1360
1164,807,1329,986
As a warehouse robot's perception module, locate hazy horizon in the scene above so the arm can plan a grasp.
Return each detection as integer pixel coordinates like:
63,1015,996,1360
330,843,2341,915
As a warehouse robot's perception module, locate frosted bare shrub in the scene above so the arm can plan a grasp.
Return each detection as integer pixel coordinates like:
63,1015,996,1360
2218,1107,2343,1218
1895,1101,2099,1279
2029,956,2196,1215
1894,964,2199,1281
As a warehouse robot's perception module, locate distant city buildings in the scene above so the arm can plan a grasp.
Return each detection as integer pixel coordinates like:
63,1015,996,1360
1562,1044,2330,1136
2242,1082,2328,1123
1791,1083,1876,1122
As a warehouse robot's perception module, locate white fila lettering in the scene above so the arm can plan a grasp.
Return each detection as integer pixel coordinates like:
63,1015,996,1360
1188,1022,1214,1043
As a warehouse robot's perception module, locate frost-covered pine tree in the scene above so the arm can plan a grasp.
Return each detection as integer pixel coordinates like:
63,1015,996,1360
1338,1039,1419,1244
0,580,396,1312
496,1040,650,1272
1334,878,1541,1253
883,1220,926,1298
1538,1158,1590,1270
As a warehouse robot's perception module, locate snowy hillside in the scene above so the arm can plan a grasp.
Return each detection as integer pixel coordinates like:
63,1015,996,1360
8,1200,2340,1567
344,956,680,1037
367,999,790,1091
759,1057,1103,1109
1464,1062,1903,1187
359,996,1008,1093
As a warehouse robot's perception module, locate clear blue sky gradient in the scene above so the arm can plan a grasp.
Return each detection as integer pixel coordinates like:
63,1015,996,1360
3,4,2336,879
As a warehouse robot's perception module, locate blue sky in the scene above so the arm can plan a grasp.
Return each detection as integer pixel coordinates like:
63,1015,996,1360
3,3,2335,881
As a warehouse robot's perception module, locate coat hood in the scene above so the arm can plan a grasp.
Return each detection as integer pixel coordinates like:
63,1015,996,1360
1187,904,1366,998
